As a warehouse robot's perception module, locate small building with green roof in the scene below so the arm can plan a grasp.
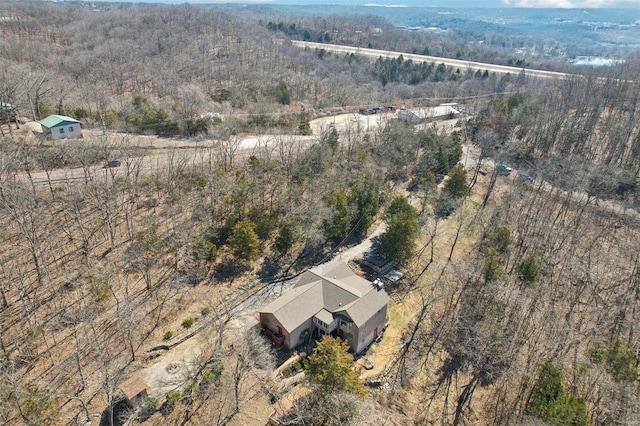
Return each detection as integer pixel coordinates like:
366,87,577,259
39,114,82,140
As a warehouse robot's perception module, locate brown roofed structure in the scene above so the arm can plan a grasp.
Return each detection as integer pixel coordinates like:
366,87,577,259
118,375,149,407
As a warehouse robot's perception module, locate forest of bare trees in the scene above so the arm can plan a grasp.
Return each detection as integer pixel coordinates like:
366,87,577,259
0,1,639,425
0,1,543,135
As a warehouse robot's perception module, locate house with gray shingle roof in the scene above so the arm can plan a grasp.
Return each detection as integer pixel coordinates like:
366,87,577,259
259,262,389,354
39,114,82,140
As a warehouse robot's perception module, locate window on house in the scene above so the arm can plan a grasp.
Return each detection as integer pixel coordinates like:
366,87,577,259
59,128,65,134
69,127,74,132
340,320,348,329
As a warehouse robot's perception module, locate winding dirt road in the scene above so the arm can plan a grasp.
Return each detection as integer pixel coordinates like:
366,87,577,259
23,106,458,186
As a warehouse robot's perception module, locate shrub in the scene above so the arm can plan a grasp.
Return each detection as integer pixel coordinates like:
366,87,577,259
182,318,194,329
161,390,180,415
137,397,158,422
17,386,60,424
484,254,505,283
192,238,217,263
165,391,181,404
515,256,539,284
484,226,512,255
210,358,225,377
298,116,311,135
201,307,212,316
307,336,366,395
198,360,224,391
435,193,458,218
443,164,468,198
544,392,590,426
247,205,278,241
324,191,351,242
25,325,43,340
275,220,302,255
374,206,419,265
605,339,638,383
588,344,604,364
293,362,302,371
85,267,111,303
191,174,208,190
163,331,173,341
182,117,210,136
145,397,158,410
228,220,261,261
92,282,112,303
201,371,216,388
275,82,292,105
527,360,590,425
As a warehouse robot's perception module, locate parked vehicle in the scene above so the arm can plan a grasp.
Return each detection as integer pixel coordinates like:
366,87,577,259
518,172,534,182
103,159,121,168
497,163,513,176
359,106,393,115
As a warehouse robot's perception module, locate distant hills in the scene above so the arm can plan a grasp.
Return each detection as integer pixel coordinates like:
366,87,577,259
97,0,507,6
269,4,640,56
270,0,502,6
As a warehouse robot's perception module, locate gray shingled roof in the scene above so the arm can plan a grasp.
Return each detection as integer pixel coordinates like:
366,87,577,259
338,288,389,327
314,309,334,325
259,281,324,331
259,262,389,332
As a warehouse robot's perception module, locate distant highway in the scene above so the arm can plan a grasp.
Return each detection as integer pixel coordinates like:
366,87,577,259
292,41,573,80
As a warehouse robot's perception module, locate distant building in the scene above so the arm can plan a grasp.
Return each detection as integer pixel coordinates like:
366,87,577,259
39,114,82,140
398,104,459,125
397,110,423,125
358,251,396,276
259,262,389,354
117,375,149,407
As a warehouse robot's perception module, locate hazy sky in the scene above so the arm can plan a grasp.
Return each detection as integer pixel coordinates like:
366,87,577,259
159,0,640,7
274,0,640,6
502,0,639,6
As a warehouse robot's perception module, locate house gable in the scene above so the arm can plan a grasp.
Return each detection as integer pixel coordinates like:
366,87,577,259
340,288,389,328
259,282,324,332
40,114,81,129
39,114,83,140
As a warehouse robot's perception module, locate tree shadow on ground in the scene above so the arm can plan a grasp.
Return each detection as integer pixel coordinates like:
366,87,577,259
213,261,251,282
259,256,281,282
299,234,368,270
99,400,131,426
